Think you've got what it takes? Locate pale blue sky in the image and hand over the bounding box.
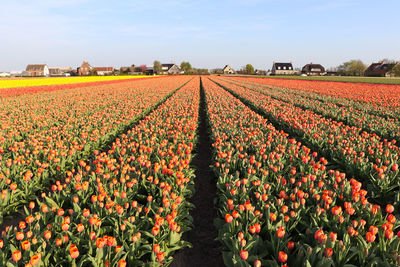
[1,0,399,71]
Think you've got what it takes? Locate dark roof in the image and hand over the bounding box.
[162,64,176,69]
[302,63,325,73]
[365,62,394,75]
[273,62,293,69]
[26,64,47,71]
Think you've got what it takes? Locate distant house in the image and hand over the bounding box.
[326,71,338,76]
[119,66,135,75]
[222,65,235,74]
[93,67,114,76]
[25,64,49,77]
[301,63,326,76]
[49,68,62,76]
[49,67,73,76]
[10,71,23,77]
[161,64,181,75]
[255,69,267,76]
[271,62,294,75]
[364,62,396,77]
[78,61,92,76]
[146,67,154,75]
[0,72,11,77]
[78,61,113,76]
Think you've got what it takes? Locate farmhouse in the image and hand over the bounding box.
[364,62,396,77]
[160,64,181,75]
[78,61,93,76]
[25,64,49,77]
[93,67,114,76]
[222,65,235,74]
[78,61,114,76]
[271,62,294,75]
[301,63,326,76]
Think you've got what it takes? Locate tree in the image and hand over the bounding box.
[391,63,400,77]
[139,65,147,74]
[337,60,366,76]
[180,61,192,74]
[192,68,210,75]
[153,61,161,75]
[245,64,255,75]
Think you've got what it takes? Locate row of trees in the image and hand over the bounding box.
[179,61,210,75]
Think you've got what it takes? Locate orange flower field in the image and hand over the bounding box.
[1,76,400,266]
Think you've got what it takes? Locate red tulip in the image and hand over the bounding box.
[12,250,22,262]
[240,250,248,260]
[324,248,333,258]
[278,251,287,263]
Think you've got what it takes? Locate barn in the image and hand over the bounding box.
[25,64,49,77]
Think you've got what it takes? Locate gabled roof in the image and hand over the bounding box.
[273,62,293,69]
[302,63,325,72]
[365,62,395,75]
[26,64,47,71]
[80,61,92,69]
[162,64,178,70]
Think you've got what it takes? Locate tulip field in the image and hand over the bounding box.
[1,75,400,266]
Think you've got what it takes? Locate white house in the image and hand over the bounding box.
[222,65,235,74]
[271,62,295,75]
[160,64,182,75]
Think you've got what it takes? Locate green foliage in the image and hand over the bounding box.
[180,61,192,74]
[245,64,255,75]
[153,60,162,75]
[337,60,366,76]
[391,63,400,77]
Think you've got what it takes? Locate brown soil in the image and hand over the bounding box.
[171,79,223,267]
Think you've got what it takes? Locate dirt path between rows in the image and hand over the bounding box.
[171,79,223,267]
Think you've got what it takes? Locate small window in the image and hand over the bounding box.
[278,66,281,70]
[289,67,292,70]
[283,66,287,70]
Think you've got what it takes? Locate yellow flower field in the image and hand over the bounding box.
[0,75,153,89]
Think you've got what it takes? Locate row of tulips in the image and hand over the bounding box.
[202,77,400,266]
[221,77,400,143]
[230,77,400,113]
[0,77,189,222]
[0,76,153,92]
[211,77,400,204]
[0,77,200,266]
[230,77,400,120]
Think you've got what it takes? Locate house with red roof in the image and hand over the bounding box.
[78,61,114,76]
[364,61,396,77]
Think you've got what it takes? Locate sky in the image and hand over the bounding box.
[1,0,399,71]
